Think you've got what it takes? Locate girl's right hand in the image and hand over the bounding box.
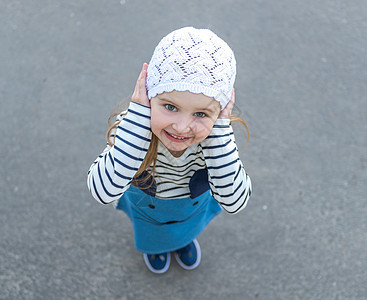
[131,63,150,107]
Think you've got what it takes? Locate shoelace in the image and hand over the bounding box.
[151,254,166,261]
[178,244,193,258]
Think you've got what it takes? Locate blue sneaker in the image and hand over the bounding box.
[143,252,171,274]
[174,239,201,270]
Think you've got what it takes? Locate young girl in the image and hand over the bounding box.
[87,27,252,274]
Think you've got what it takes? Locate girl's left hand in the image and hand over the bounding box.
[218,88,235,119]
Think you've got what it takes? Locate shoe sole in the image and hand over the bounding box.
[174,239,201,270]
[143,253,171,274]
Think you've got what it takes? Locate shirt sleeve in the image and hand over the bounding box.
[87,102,152,204]
[200,118,252,214]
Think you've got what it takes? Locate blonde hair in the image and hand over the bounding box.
[106,99,249,181]
[106,100,159,180]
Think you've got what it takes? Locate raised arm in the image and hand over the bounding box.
[201,90,252,214]
[87,63,152,204]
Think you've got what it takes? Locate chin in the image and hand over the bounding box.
[165,143,188,153]
[161,139,190,154]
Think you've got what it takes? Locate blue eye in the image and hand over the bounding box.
[194,112,206,118]
[165,104,177,111]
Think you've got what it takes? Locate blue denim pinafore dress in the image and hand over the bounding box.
[116,169,222,254]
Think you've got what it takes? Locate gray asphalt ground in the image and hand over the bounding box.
[1,1,366,299]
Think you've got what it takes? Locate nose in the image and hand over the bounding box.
[172,114,193,134]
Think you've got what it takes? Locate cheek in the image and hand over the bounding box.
[150,115,162,136]
[150,108,169,135]
[195,119,215,139]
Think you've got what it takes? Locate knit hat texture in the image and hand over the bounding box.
[146,27,236,110]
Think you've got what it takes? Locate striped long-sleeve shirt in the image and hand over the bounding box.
[87,102,252,214]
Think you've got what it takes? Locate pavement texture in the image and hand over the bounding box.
[1,0,366,299]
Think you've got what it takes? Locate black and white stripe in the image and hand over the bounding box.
[201,119,252,214]
[87,102,152,204]
[87,103,252,214]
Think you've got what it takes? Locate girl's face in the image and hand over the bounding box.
[150,90,221,157]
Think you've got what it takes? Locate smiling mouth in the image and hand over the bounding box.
[164,131,190,141]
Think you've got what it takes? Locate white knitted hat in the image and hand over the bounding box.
[146,27,236,110]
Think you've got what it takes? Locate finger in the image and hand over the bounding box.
[132,63,150,107]
[132,64,147,101]
[218,89,235,119]
[132,68,143,97]
[137,64,149,103]
[227,88,235,111]
[139,63,148,96]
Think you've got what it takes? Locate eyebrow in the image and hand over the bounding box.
[195,102,219,114]
[200,105,217,114]
[158,97,218,113]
